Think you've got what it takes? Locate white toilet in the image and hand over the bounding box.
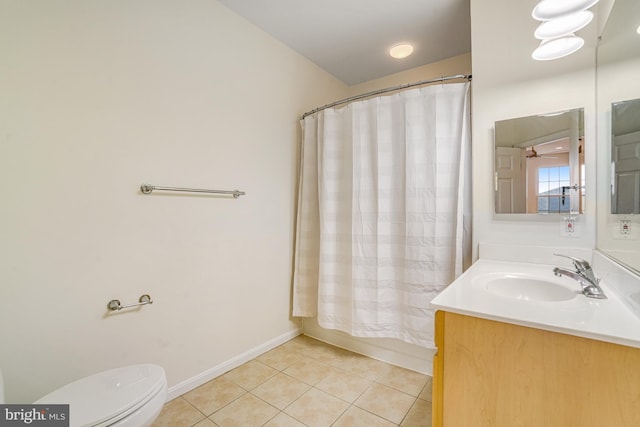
[1,364,167,427]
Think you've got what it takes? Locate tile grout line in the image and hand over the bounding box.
[173,397,209,426]
[263,346,422,426]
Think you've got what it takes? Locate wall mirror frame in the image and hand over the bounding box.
[596,0,640,274]
[494,108,586,217]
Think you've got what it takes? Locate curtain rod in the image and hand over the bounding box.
[301,74,471,119]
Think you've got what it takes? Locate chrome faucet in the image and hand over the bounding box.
[553,254,607,299]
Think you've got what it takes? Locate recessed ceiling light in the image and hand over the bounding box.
[532,0,600,21]
[532,35,584,61]
[534,10,593,39]
[389,43,414,59]
[555,146,564,150]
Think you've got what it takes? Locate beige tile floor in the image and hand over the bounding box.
[152,335,433,427]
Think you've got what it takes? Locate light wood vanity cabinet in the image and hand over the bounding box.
[432,310,640,427]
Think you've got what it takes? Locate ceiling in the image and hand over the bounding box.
[216,0,471,86]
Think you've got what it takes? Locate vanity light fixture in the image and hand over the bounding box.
[389,43,414,59]
[532,35,584,61]
[532,0,599,21]
[534,10,593,39]
[531,0,599,61]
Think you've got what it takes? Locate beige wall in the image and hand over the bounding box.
[0,0,347,403]
[470,0,599,255]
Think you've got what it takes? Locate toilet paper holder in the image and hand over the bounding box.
[108,294,153,311]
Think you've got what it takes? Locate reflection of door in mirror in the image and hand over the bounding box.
[612,98,640,214]
[495,147,526,213]
[494,108,584,214]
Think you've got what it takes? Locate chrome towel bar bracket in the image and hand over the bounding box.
[108,294,153,312]
[140,184,245,198]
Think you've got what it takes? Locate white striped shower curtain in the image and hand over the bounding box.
[292,82,471,348]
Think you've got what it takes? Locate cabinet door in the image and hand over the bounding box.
[441,312,640,427]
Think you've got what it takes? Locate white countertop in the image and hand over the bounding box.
[431,258,640,349]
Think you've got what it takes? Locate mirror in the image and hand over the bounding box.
[494,109,585,214]
[611,98,640,214]
[597,0,640,274]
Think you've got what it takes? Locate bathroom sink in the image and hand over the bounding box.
[481,276,578,302]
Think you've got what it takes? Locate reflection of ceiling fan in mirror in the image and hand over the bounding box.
[525,137,574,159]
[525,147,558,159]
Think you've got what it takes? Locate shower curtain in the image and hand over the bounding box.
[292,82,471,348]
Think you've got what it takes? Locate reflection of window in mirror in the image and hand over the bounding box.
[536,166,570,213]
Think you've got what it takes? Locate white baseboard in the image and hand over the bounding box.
[302,318,434,375]
[166,328,302,401]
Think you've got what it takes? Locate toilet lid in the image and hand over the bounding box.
[35,364,166,427]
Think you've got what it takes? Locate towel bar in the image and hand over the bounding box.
[108,294,153,311]
[140,184,245,198]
